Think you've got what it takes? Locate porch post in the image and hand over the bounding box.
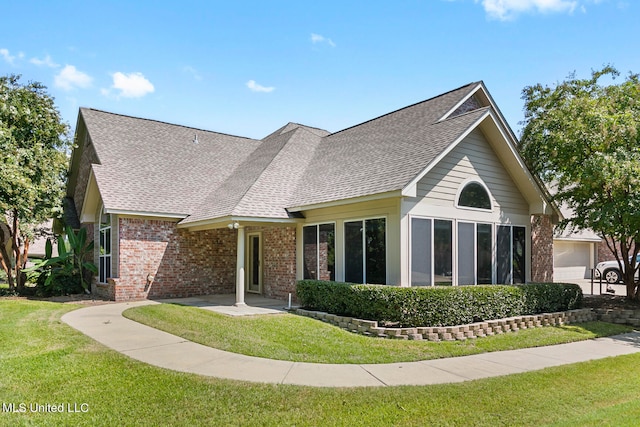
[235,224,246,306]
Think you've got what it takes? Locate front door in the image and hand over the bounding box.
[247,232,262,293]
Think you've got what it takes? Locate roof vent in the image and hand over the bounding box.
[450,95,482,119]
[193,134,199,144]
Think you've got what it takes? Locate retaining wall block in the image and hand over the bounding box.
[295,306,640,341]
[439,332,454,341]
[424,333,440,341]
[369,327,387,336]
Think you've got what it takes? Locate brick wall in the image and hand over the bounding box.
[96,219,297,301]
[597,238,619,263]
[104,218,236,300]
[248,225,297,301]
[531,214,554,282]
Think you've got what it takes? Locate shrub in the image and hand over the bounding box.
[24,226,97,297]
[518,283,583,313]
[296,281,583,327]
[34,270,84,297]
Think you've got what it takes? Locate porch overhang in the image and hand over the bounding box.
[177,215,304,232]
[287,190,403,214]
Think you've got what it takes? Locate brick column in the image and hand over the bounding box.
[531,214,554,282]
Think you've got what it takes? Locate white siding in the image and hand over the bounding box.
[400,128,533,287]
[416,129,529,216]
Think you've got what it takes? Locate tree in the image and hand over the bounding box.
[0,75,71,290]
[520,66,640,300]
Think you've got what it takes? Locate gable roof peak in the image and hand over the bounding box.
[262,122,330,140]
[327,81,481,138]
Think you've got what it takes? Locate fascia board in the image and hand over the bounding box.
[287,190,403,213]
[79,169,100,223]
[177,215,303,231]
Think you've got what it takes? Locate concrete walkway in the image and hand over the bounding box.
[61,300,640,388]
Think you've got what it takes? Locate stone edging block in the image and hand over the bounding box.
[293,308,608,341]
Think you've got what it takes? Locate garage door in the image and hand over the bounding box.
[554,241,593,280]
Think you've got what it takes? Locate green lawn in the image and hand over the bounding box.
[123,303,631,364]
[2,299,640,426]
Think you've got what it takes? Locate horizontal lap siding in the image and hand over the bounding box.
[417,129,529,215]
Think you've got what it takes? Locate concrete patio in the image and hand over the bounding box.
[155,293,294,316]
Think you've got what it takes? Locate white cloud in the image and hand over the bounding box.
[108,72,155,98]
[475,0,579,20]
[0,48,16,64]
[246,80,275,93]
[183,66,202,81]
[30,54,59,68]
[54,65,93,90]
[310,33,336,47]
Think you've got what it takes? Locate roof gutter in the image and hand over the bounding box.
[177,215,303,231]
[287,190,403,213]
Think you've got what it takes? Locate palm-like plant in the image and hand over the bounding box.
[26,226,98,294]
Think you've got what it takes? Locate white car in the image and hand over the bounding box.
[594,254,640,284]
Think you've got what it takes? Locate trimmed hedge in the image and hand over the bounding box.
[296,280,583,327]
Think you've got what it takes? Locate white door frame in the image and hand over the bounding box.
[246,232,262,294]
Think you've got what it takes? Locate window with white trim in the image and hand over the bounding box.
[411,218,453,286]
[457,222,493,285]
[497,225,526,284]
[99,210,112,283]
[410,217,526,286]
[344,218,386,284]
[458,181,491,210]
[303,223,335,281]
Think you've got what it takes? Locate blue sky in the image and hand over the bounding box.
[1,0,638,139]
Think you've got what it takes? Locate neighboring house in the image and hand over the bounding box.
[553,234,601,281]
[65,82,559,302]
[552,204,621,281]
[26,220,58,261]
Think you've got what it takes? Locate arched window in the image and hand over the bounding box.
[458,182,491,210]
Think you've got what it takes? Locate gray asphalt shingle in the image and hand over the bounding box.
[76,82,487,223]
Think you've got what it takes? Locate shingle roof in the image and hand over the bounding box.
[74,82,495,224]
[290,83,484,207]
[80,108,260,216]
[181,125,325,224]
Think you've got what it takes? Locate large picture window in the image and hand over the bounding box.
[345,218,386,284]
[411,218,453,286]
[410,217,525,286]
[411,218,432,286]
[303,223,335,281]
[457,222,493,285]
[434,220,453,285]
[99,211,111,284]
[497,225,526,284]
